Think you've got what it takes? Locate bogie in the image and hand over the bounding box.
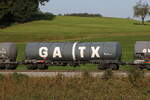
[38,64,48,70]
[0,65,5,70]
[97,64,119,70]
[5,64,17,70]
[27,64,37,70]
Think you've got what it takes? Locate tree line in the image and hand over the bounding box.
[64,13,103,17]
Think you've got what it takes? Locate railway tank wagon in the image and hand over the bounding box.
[134,41,150,70]
[0,43,17,69]
[25,42,121,70]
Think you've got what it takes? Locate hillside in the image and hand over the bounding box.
[0,16,150,42]
[0,16,150,70]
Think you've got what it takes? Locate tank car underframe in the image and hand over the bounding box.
[0,60,150,70]
[23,59,150,70]
[0,59,18,70]
[23,59,121,70]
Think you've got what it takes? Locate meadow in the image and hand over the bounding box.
[0,16,150,70]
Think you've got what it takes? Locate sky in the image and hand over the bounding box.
[40,0,150,19]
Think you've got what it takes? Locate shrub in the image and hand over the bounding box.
[102,69,113,80]
[82,71,91,79]
[128,66,144,88]
[31,12,56,21]
[0,11,55,28]
[0,74,4,80]
[12,72,29,83]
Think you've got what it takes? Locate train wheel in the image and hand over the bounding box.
[0,65,5,70]
[5,64,17,70]
[38,64,48,70]
[111,64,119,70]
[146,65,150,70]
[62,63,68,66]
[136,65,144,70]
[27,65,37,70]
[97,65,106,70]
[11,65,18,70]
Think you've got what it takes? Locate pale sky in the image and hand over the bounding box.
[40,0,150,19]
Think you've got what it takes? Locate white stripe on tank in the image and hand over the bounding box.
[72,42,78,61]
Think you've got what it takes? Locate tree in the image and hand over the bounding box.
[0,0,49,25]
[133,1,150,25]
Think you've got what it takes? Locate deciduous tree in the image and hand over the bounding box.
[0,0,49,23]
[133,1,150,25]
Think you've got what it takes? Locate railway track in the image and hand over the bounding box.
[0,70,149,78]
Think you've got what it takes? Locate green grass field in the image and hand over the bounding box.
[0,16,150,70]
